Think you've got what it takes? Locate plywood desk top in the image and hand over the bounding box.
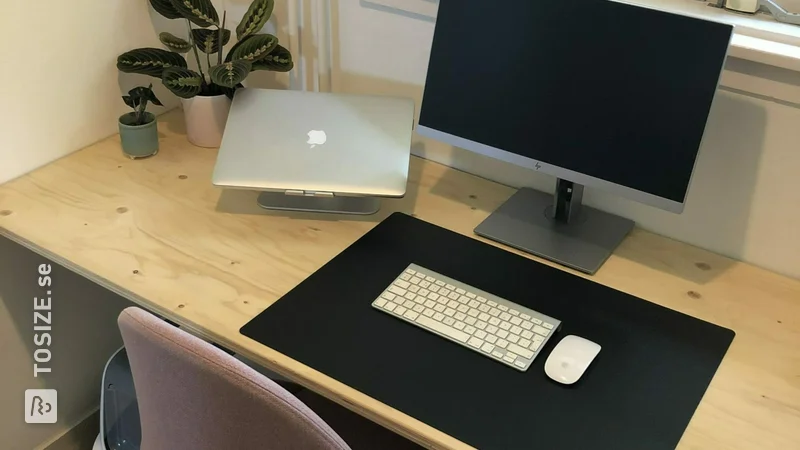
[1,111,799,449]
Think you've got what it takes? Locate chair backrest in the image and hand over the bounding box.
[118,307,351,450]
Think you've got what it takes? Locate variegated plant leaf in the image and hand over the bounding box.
[236,0,274,40]
[251,45,293,72]
[209,60,252,88]
[159,32,192,53]
[168,0,219,27]
[149,0,183,19]
[228,34,278,62]
[191,28,231,54]
[117,48,188,78]
[161,67,203,98]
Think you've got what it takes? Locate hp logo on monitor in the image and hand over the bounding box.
[534,162,542,170]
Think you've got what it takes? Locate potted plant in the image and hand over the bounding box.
[117,0,294,148]
[119,85,163,159]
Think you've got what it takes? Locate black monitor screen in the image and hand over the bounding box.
[419,0,732,203]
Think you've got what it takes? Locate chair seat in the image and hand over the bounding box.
[295,389,423,450]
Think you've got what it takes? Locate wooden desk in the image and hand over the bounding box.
[1,111,799,449]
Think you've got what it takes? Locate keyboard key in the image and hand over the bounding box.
[509,309,520,316]
[381,292,396,301]
[500,312,512,321]
[478,312,490,321]
[497,329,509,339]
[437,296,449,305]
[444,317,456,326]
[477,296,488,303]
[489,317,501,326]
[465,316,477,325]
[423,309,435,317]
[468,337,483,348]
[532,335,545,343]
[520,313,531,320]
[455,312,467,321]
[434,304,446,312]
[399,273,411,281]
[496,339,509,349]
[416,315,469,343]
[478,304,491,313]
[532,325,550,336]
[498,305,509,311]
[389,286,406,296]
[435,280,446,286]
[475,321,487,330]
[510,325,523,335]
[492,350,504,358]
[405,268,416,275]
[519,338,531,348]
[475,330,487,339]
[439,288,451,297]
[489,308,501,317]
[395,306,407,316]
[521,321,533,330]
[414,296,425,304]
[467,309,479,318]
[425,276,435,282]
[404,292,416,301]
[503,355,516,363]
[419,281,431,289]
[487,300,498,307]
[433,312,445,321]
[374,298,387,307]
[384,302,396,312]
[447,300,460,309]
[530,340,543,351]
[457,304,470,313]
[532,318,542,325]
[486,325,499,334]
[466,292,477,299]
[404,310,419,321]
[409,285,420,293]
[514,361,527,369]
[429,285,440,293]
[508,334,520,344]
[521,330,534,339]
[456,288,466,295]
[454,321,466,330]
[444,308,456,317]
[445,284,456,290]
[395,279,411,289]
[409,276,421,285]
[448,292,460,300]
[418,289,430,297]
[481,343,495,353]
[468,300,480,308]
[424,299,436,308]
[510,317,522,326]
[427,292,440,301]
[413,304,425,313]
[486,335,498,344]
[499,321,512,331]
[543,322,555,330]
[458,295,470,304]
[403,300,415,308]
[464,325,477,335]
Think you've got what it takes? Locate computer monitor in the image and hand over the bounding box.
[418,0,733,274]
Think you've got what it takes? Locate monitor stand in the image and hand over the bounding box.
[256,192,380,215]
[474,179,634,274]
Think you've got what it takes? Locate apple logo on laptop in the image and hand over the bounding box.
[307,130,327,148]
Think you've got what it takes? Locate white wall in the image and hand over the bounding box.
[0,0,184,185]
[331,0,800,279]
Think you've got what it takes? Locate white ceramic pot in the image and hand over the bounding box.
[181,94,232,148]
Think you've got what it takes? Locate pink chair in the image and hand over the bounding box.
[118,307,420,450]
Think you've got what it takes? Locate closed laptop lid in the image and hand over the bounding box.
[212,88,414,197]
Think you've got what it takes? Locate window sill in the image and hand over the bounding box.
[629,0,800,71]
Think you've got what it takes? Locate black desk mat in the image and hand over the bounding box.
[242,213,735,450]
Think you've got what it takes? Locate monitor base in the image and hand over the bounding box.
[257,192,380,215]
[474,187,633,274]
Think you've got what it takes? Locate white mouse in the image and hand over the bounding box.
[544,335,601,385]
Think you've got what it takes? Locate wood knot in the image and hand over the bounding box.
[695,262,711,271]
[471,206,477,211]
[469,194,477,199]
[132,269,139,274]
[178,304,185,309]
[116,207,128,214]
[243,300,249,304]
[687,291,702,299]
[117,165,122,169]
[0,210,12,216]
[178,175,188,180]
[309,227,321,232]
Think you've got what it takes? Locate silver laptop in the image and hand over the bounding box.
[213,89,414,212]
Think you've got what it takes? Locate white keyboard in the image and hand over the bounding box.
[371,264,561,372]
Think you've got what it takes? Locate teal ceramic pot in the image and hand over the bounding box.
[118,112,159,159]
